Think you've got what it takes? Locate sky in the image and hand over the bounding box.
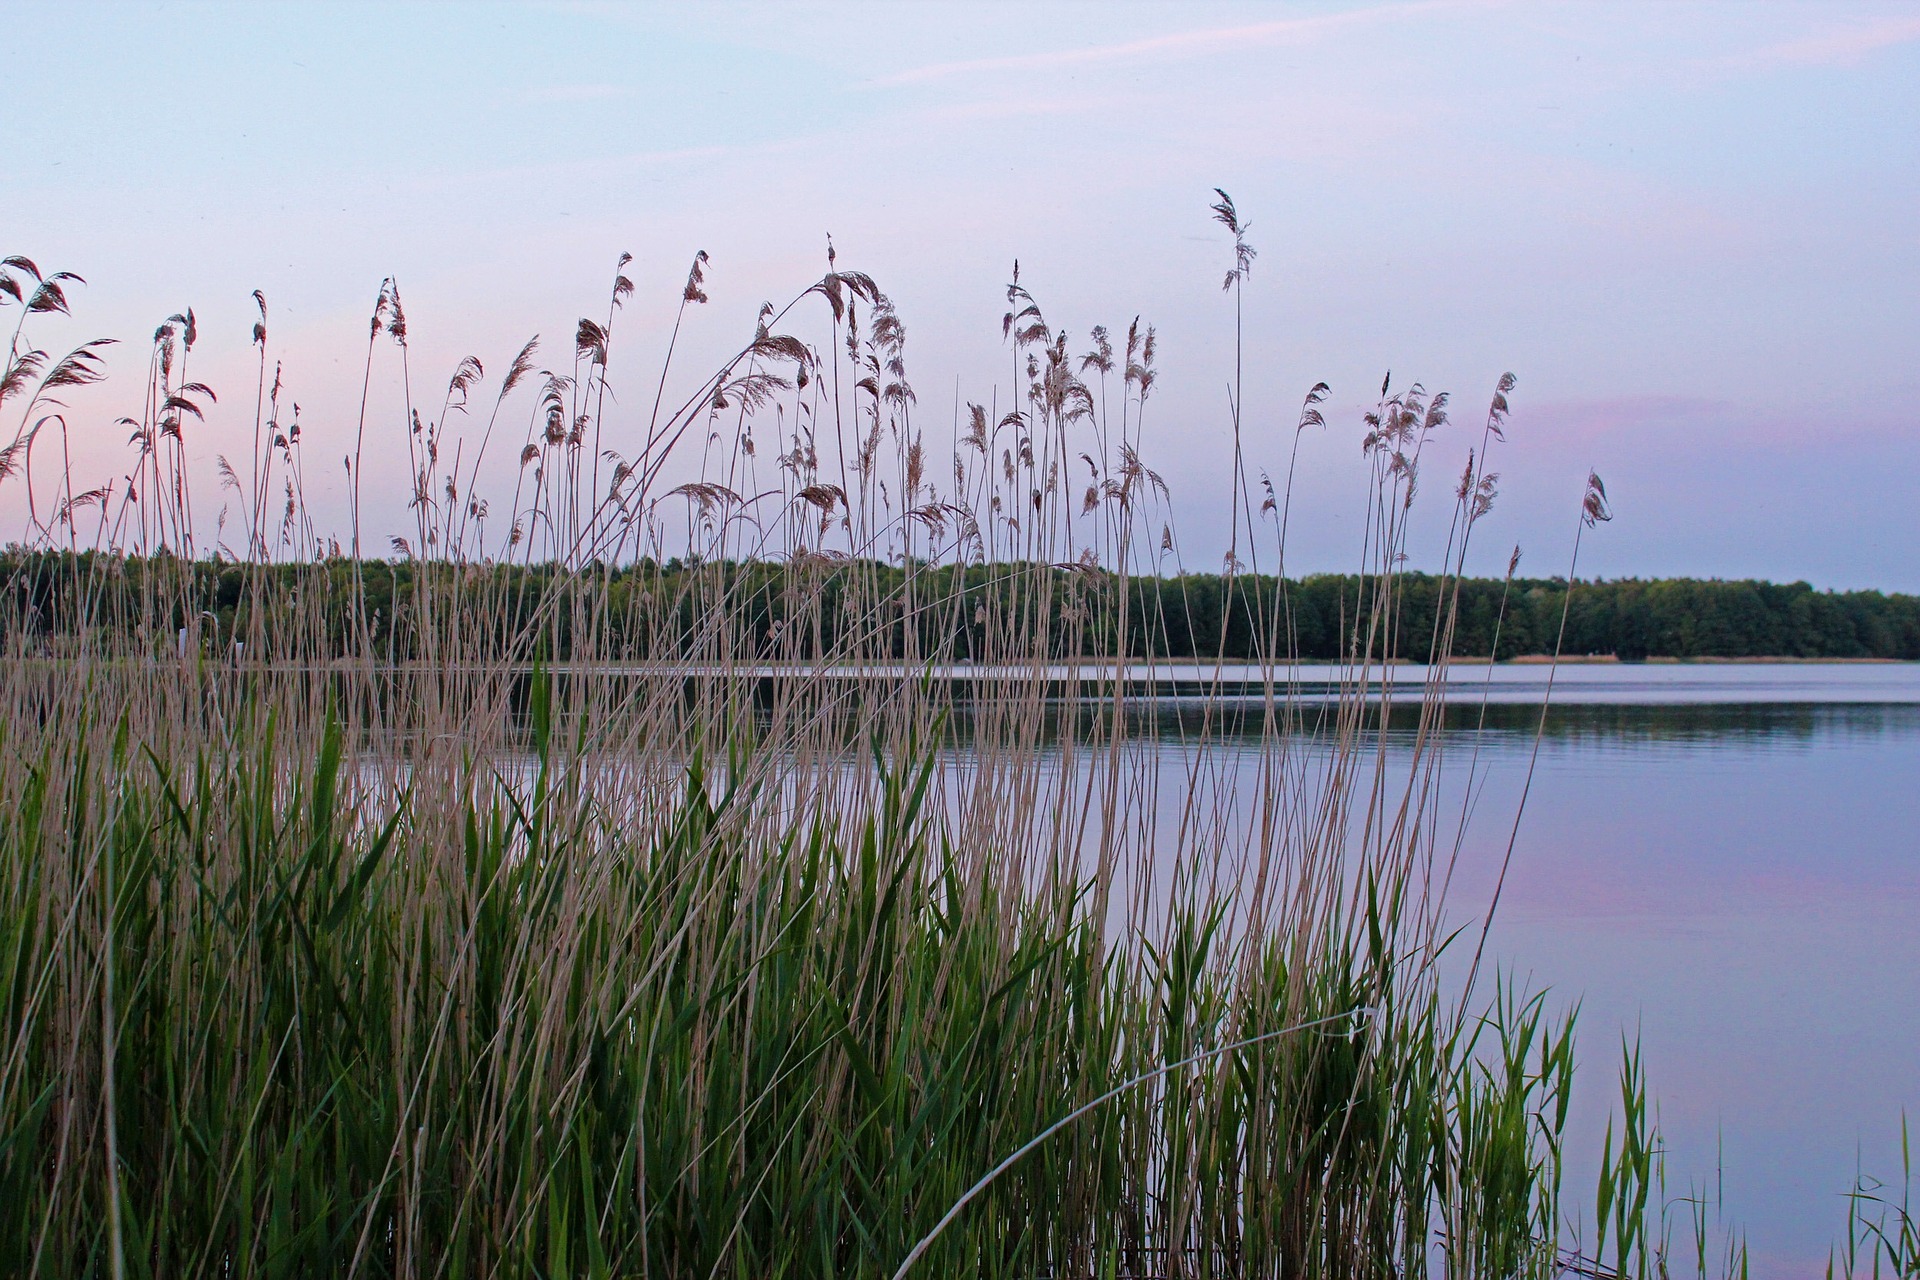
[5,0,1918,587]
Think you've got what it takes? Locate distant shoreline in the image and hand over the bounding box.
[1480,654,1911,666]
[6,554,1917,664]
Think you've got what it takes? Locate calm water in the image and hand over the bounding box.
[1471,690,1920,1276]
[1135,664,1920,1275]
[547,662,1920,1271]
[718,658,1920,708]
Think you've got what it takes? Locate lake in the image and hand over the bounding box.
[516,659,1920,1272]
[1468,681,1919,1276]
[1123,663,1920,1275]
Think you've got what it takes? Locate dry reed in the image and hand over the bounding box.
[0,220,1773,1280]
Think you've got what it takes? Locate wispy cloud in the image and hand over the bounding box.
[1530,393,1915,450]
[1723,14,1920,73]
[867,0,1489,88]
[1533,393,1732,436]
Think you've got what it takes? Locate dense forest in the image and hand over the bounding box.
[1134,570,1920,661]
[4,551,1916,662]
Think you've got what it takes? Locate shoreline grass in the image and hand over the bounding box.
[0,220,1909,1279]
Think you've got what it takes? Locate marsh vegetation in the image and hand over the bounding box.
[0,204,1908,1279]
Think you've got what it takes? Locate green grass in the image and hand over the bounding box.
[5,221,1899,1278]
[0,673,1592,1278]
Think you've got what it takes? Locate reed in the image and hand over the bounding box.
[0,221,1752,1279]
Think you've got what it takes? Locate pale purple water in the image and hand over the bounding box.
[1172,667,1920,1275]
[1472,693,1920,1276]
[659,661,1920,1271]
[1029,665,1920,1274]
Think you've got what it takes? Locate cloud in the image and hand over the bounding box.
[1526,392,1914,452]
[1723,14,1920,72]
[866,0,1493,88]
[1532,393,1731,436]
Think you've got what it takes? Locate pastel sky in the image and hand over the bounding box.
[8,1,1918,587]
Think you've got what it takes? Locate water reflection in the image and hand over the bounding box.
[1115,698,1920,749]
[1450,695,1918,1276]
[964,679,1919,1274]
[479,664,1920,1273]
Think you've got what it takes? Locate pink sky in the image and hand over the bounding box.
[6,1,1918,586]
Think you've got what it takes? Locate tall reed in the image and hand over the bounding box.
[0,223,1736,1280]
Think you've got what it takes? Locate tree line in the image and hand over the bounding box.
[3,551,1915,662]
